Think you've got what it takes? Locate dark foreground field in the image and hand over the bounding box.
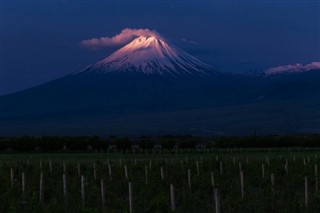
[1,149,320,212]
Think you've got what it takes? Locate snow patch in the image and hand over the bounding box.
[264,61,320,75]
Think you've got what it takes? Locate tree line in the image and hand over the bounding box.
[0,134,319,152]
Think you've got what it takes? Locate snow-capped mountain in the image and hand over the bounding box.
[0,29,319,136]
[83,34,213,76]
[264,61,320,75]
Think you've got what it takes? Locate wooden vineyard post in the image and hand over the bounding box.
[101,179,105,212]
[149,160,152,169]
[213,188,220,213]
[211,171,215,187]
[39,173,44,206]
[219,161,223,175]
[124,165,129,180]
[315,164,318,192]
[238,162,242,173]
[188,169,192,192]
[81,175,85,207]
[145,165,148,185]
[240,171,244,199]
[128,182,133,213]
[305,176,308,208]
[284,159,288,174]
[63,174,67,205]
[262,163,265,178]
[108,162,112,181]
[10,168,14,188]
[22,172,25,199]
[160,167,164,180]
[49,160,52,174]
[170,184,175,212]
[77,163,81,177]
[271,173,275,193]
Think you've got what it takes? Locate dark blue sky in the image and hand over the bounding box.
[1,0,319,95]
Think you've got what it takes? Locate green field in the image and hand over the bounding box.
[1,149,320,212]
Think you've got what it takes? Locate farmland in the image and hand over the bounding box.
[1,149,320,212]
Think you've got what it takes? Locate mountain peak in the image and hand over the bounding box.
[121,35,165,51]
[84,32,214,76]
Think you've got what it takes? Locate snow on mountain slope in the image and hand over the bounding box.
[84,34,213,76]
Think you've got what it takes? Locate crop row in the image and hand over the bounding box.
[1,152,320,212]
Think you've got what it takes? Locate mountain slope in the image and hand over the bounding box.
[83,35,213,76]
[0,71,319,136]
[0,30,226,122]
[0,31,319,136]
[0,72,253,118]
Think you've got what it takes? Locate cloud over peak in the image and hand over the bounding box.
[80,28,161,49]
[264,61,320,75]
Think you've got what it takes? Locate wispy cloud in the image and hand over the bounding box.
[80,28,160,49]
[264,61,320,75]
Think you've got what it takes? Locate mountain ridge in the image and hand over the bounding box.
[83,35,214,76]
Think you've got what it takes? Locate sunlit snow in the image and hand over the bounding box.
[87,34,212,76]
